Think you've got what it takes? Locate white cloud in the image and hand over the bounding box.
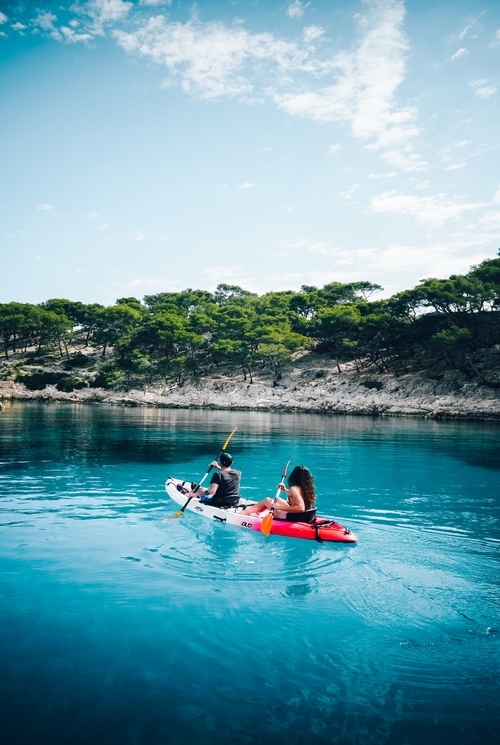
[341,183,360,200]
[369,190,482,228]
[439,139,469,170]
[450,47,467,60]
[274,0,425,172]
[96,223,109,230]
[303,25,325,43]
[0,12,7,24]
[114,17,316,99]
[445,162,466,171]
[458,16,484,40]
[125,230,146,241]
[36,203,53,211]
[32,11,58,32]
[239,182,258,189]
[30,10,91,43]
[71,0,132,34]
[380,147,426,172]
[12,22,27,31]
[369,172,397,179]
[494,187,500,204]
[93,0,425,173]
[22,0,423,175]
[60,26,93,43]
[140,0,172,6]
[286,1,309,20]
[468,78,497,99]
[305,241,337,255]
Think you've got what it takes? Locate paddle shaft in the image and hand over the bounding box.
[261,460,290,536]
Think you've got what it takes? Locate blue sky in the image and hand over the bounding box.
[1,0,499,304]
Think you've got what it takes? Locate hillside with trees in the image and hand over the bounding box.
[1,253,499,409]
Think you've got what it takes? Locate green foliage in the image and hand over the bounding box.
[429,325,473,365]
[63,353,92,369]
[467,255,500,307]
[0,365,15,380]
[56,375,87,392]
[18,370,64,390]
[90,362,126,389]
[1,252,499,384]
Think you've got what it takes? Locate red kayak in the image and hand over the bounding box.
[165,478,358,544]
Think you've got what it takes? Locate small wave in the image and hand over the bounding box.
[155,517,353,590]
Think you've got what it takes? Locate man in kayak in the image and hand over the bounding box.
[187,452,241,508]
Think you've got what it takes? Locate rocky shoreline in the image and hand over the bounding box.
[2,356,500,422]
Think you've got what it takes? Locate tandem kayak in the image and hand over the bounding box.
[165,477,358,544]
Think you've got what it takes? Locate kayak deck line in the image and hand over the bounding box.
[165,477,358,543]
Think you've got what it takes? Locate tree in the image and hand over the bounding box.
[28,308,73,357]
[312,305,361,373]
[214,284,256,306]
[0,303,33,359]
[258,329,308,384]
[93,304,143,357]
[416,275,490,314]
[357,312,409,373]
[385,288,426,320]
[467,253,500,308]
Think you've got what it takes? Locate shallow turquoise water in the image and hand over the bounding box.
[0,402,499,745]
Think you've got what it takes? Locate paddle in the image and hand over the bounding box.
[261,460,290,536]
[163,427,237,522]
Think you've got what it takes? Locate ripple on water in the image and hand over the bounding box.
[154,516,355,591]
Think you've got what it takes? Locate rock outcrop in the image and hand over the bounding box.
[2,353,500,422]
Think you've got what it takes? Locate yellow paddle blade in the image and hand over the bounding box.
[261,512,273,536]
[221,427,237,451]
[162,510,183,523]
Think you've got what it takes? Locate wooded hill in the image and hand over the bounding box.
[1,252,499,393]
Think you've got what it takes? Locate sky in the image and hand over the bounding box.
[1,0,499,305]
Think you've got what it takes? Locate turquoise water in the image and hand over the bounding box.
[0,402,499,745]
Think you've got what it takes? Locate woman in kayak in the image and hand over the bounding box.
[241,465,316,519]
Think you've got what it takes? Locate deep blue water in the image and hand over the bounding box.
[0,402,499,745]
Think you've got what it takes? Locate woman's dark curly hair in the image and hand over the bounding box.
[288,465,315,510]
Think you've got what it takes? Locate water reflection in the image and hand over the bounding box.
[1,402,499,471]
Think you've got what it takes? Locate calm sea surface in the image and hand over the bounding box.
[0,402,499,745]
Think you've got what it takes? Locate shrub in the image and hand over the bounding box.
[90,362,126,389]
[63,354,91,369]
[56,376,87,392]
[18,371,63,390]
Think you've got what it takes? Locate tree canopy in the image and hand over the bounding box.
[1,252,499,389]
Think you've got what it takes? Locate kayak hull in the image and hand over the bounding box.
[165,478,358,544]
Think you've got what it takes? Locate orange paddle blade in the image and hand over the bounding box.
[261,512,273,536]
